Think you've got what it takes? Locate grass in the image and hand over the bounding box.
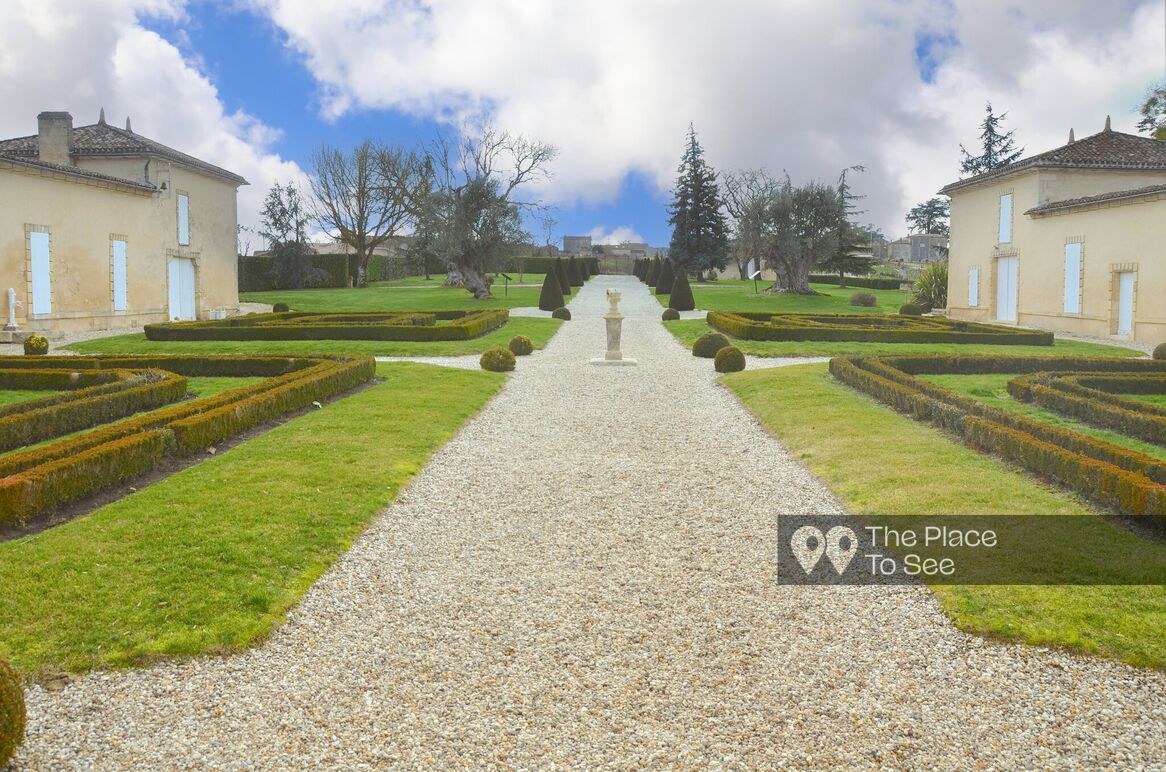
[240,279,549,311]
[0,389,58,407]
[663,319,1142,358]
[919,373,1166,461]
[64,317,563,358]
[0,362,504,675]
[378,273,547,288]
[724,363,1166,670]
[656,279,910,314]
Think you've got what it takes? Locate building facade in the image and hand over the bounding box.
[942,123,1166,344]
[0,111,246,336]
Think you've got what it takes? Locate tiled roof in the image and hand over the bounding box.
[0,121,247,185]
[0,153,156,192]
[1024,183,1166,215]
[940,129,1166,195]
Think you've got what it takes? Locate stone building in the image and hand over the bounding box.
[0,110,246,336]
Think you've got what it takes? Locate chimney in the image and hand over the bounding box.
[37,111,74,166]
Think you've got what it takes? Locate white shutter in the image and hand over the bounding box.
[998,194,1013,243]
[968,267,979,307]
[1063,243,1081,314]
[177,194,190,245]
[112,239,128,311]
[30,231,51,315]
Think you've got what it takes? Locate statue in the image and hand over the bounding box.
[591,288,637,365]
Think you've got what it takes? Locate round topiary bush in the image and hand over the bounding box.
[714,345,746,373]
[508,335,534,356]
[552,307,572,320]
[480,346,516,372]
[899,303,924,316]
[22,335,48,356]
[272,302,290,313]
[692,332,730,358]
[0,657,24,768]
[661,308,680,321]
[849,292,877,307]
[1154,343,1166,360]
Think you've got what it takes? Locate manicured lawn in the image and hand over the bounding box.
[241,280,550,311]
[0,363,504,675]
[655,279,910,313]
[724,363,1166,670]
[0,389,58,407]
[65,317,563,357]
[1130,394,1166,408]
[919,373,1166,461]
[664,318,1142,358]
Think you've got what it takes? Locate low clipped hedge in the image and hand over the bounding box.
[0,368,120,391]
[808,274,904,290]
[829,354,1166,520]
[708,311,1053,345]
[0,355,375,525]
[0,657,22,768]
[1007,372,1166,446]
[144,310,509,342]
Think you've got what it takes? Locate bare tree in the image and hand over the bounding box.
[722,169,777,279]
[308,141,430,288]
[540,212,558,256]
[418,127,557,298]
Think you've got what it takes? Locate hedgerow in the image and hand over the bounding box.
[708,311,1053,345]
[144,310,508,342]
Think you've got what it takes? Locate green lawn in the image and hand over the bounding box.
[655,279,910,313]
[64,317,563,358]
[0,362,504,676]
[724,363,1166,670]
[663,318,1142,358]
[919,373,1166,461]
[240,278,552,311]
[0,389,57,407]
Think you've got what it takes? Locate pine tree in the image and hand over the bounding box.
[960,102,1024,176]
[816,167,874,288]
[668,125,730,274]
[669,270,695,311]
[538,266,565,311]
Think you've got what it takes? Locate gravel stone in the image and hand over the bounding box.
[10,275,1166,768]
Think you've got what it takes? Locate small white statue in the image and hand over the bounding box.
[606,289,622,317]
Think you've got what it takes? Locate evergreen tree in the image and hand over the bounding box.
[815,167,873,289]
[655,260,675,295]
[669,270,696,311]
[668,124,731,274]
[960,102,1024,176]
[1137,81,1166,139]
[554,258,571,295]
[905,197,950,236]
[567,256,583,286]
[646,257,660,286]
[537,266,565,311]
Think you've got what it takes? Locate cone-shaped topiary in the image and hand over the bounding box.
[555,258,571,295]
[669,270,696,311]
[22,335,48,356]
[552,306,572,320]
[579,259,591,281]
[693,332,731,358]
[480,346,516,372]
[1154,343,1166,360]
[567,256,584,287]
[538,267,565,311]
[272,302,290,313]
[0,657,24,768]
[899,303,924,316]
[646,258,660,286]
[509,335,534,356]
[714,345,746,373]
[661,308,680,321]
[655,260,675,295]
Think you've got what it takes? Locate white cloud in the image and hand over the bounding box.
[0,0,305,242]
[588,225,646,246]
[251,0,1163,236]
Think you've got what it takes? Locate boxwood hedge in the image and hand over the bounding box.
[144,310,508,342]
[708,311,1054,345]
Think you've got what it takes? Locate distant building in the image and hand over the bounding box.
[888,233,948,263]
[562,235,592,255]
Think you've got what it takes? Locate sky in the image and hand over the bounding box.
[1,0,1163,252]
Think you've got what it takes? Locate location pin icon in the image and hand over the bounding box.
[825,526,859,575]
[791,526,826,574]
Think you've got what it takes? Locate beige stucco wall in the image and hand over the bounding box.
[947,169,1166,344]
[0,158,240,336]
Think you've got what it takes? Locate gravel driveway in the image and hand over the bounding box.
[11,275,1166,768]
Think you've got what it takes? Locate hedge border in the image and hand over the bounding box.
[709,311,1054,345]
[0,355,375,524]
[828,355,1166,520]
[143,310,509,342]
[1008,373,1166,446]
[808,274,905,290]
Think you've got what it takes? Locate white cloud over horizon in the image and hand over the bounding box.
[589,226,647,246]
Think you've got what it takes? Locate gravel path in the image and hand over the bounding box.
[11,275,1166,768]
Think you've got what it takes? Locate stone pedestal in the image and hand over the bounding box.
[591,289,637,366]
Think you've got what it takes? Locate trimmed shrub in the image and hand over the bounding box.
[567,256,584,287]
[22,335,48,356]
[554,259,572,295]
[661,308,680,321]
[538,268,565,311]
[272,302,290,313]
[646,258,660,287]
[669,271,696,311]
[849,292,877,307]
[0,657,22,768]
[480,347,516,372]
[655,260,675,295]
[145,310,509,342]
[714,346,746,373]
[899,303,924,316]
[579,259,591,281]
[1154,343,1166,361]
[808,274,904,290]
[707,311,1053,345]
[508,335,534,356]
[552,307,572,321]
[693,332,731,358]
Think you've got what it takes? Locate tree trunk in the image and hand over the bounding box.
[838,270,847,289]
[447,262,494,299]
[355,253,370,288]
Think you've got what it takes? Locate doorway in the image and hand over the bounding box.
[1115,271,1135,337]
[995,256,1017,322]
[167,256,196,321]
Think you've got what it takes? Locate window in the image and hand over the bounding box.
[112,238,128,312]
[1063,243,1082,314]
[30,230,51,315]
[177,193,190,245]
[998,193,1013,243]
[968,266,979,307]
